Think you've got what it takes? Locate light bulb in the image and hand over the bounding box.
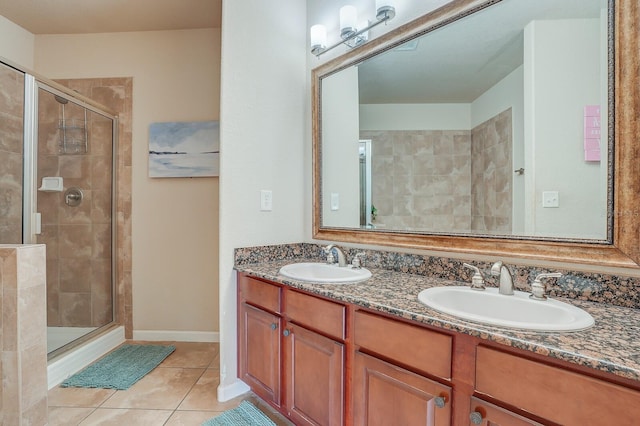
[310,24,327,54]
[340,5,358,39]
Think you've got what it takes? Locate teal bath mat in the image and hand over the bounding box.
[202,400,276,426]
[61,344,175,390]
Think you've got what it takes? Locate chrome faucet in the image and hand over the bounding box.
[323,244,347,267]
[491,261,514,295]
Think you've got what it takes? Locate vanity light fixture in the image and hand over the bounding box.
[310,1,397,57]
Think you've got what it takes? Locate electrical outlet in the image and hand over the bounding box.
[542,191,559,208]
[260,190,272,211]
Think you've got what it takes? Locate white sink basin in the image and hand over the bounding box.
[279,262,371,283]
[417,286,594,332]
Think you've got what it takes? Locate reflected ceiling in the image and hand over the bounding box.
[358,0,604,104]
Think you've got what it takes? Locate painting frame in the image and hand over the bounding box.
[148,121,220,178]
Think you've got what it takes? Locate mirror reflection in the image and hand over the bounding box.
[320,0,610,241]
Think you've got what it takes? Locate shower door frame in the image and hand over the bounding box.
[22,72,120,357]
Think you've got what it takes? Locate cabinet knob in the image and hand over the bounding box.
[434,396,446,408]
[469,411,484,425]
[270,323,278,330]
[283,329,291,337]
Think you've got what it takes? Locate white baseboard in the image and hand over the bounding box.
[47,326,125,389]
[132,330,219,342]
[217,378,251,402]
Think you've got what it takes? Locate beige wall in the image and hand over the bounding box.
[34,29,221,334]
[0,15,34,69]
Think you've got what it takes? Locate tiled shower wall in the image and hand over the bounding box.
[0,64,24,244]
[361,108,512,234]
[0,70,133,336]
[470,108,513,233]
[46,78,133,337]
[37,92,114,328]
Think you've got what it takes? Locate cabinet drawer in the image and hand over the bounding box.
[476,346,640,425]
[469,397,546,426]
[354,310,452,379]
[239,274,281,313]
[286,290,346,340]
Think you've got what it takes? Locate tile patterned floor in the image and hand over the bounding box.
[48,341,292,426]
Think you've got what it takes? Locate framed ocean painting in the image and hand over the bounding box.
[149,121,220,177]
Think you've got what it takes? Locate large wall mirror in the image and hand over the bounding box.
[313,0,640,268]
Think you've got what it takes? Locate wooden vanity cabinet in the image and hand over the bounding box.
[238,275,283,406]
[237,273,345,425]
[353,310,453,426]
[283,290,346,426]
[474,345,640,425]
[238,273,640,426]
[468,397,547,426]
[283,322,344,425]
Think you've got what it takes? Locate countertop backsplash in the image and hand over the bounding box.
[234,243,640,310]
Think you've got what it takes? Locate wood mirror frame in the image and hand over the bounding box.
[312,0,640,269]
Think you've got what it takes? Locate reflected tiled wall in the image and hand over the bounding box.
[361,130,472,232]
[470,108,513,233]
[0,64,25,244]
[362,109,513,234]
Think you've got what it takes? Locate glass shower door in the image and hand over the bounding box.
[35,87,116,354]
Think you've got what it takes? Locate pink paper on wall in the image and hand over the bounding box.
[584,105,601,162]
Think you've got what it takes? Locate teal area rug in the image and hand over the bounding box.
[61,344,175,390]
[202,401,276,426]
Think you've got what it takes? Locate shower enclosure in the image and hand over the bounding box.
[0,60,118,358]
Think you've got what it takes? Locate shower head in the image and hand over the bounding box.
[54,94,69,104]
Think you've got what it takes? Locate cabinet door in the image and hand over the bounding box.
[468,397,548,426]
[238,302,281,406]
[476,346,640,425]
[283,323,344,426]
[353,351,451,426]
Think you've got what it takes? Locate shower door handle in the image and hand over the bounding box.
[33,213,42,235]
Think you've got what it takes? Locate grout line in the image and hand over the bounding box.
[49,342,221,424]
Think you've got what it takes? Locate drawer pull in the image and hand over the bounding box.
[270,323,278,330]
[283,329,291,337]
[470,411,484,424]
[434,396,446,408]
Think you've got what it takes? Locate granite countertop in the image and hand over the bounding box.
[236,259,640,384]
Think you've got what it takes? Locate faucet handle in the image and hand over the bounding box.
[463,263,485,290]
[323,244,335,264]
[529,272,562,300]
[352,252,365,269]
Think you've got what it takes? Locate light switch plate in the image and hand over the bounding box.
[331,193,339,211]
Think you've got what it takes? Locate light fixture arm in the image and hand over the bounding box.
[312,11,394,57]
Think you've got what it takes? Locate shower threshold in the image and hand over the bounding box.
[47,326,98,353]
